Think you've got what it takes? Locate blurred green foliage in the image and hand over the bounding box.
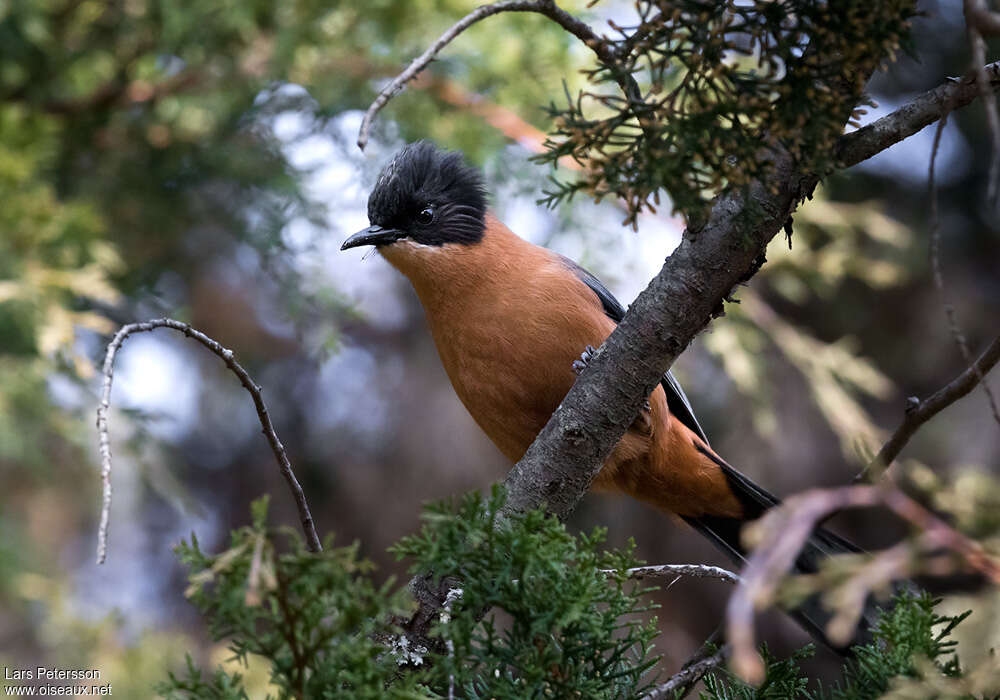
[701,192,911,462]
[0,0,594,370]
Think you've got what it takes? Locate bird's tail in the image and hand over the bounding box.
[684,445,876,653]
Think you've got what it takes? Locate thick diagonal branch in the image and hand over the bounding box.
[501,60,1000,519]
[501,146,807,518]
[95,318,321,564]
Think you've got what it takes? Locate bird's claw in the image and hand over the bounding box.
[572,344,650,412]
[572,345,598,375]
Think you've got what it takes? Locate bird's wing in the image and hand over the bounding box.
[560,256,710,445]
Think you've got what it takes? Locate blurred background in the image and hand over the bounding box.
[1,0,998,694]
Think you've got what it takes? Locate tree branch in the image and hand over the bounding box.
[725,484,1000,683]
[357,0,645,150]
[641,646,729,700]
[500,144,806,518]
[857,334,1000,482]
[835,60,1000,169]
[606,563,740,585]
[95,318,321,564]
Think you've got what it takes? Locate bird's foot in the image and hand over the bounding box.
[572,345,597,375]
[573,344,651,412]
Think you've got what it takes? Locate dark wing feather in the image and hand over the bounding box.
[561,258,880,653]
[560,256,709,445]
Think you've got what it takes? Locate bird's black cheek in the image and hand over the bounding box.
[409,229,448,247]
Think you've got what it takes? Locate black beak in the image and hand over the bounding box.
[341,225,404,250]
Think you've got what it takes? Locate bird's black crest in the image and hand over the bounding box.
[367,141,488,246]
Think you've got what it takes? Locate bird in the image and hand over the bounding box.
[342,141,867,650]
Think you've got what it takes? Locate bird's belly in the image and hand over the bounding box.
[427,305,744,519]
[432,316,596,462]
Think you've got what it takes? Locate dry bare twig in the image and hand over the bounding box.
[857,334,1000,482]
[725,484,1000,683]
[965,0,1000,202]
[357,0,645,150]
[920,48,1000,439]
[95,318,322,564]
[921,11,1000,435]
[926,110,971,387]
[908,3,1000,443]
[966,0,1000,36]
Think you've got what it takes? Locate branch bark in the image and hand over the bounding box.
[500,146,806,518]
[95,318,321,564]
[857,334,1000,482]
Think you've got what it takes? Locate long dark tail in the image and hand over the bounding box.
[683,445,876,653]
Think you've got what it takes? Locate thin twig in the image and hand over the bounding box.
[514,563,740,586]
[965,0,1000,202]
[357,0,647,150]
[927,111,966,376]
[601,563,735,698]
[602,563,740,584]
[835,61,1000,169]
[95,318,321,564]
[849,69,1000,484]
[641,646,729,700]
[660,638,726,700]
[924,72,1000,432]
[967,0,1000,35]
[725,484,1000,683]
[857,334,1000,482]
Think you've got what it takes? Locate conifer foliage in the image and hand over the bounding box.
[537,1,915,223]
[157,494,982,699]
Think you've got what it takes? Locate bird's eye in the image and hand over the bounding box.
[416,206,435,225]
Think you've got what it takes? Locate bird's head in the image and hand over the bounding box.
[341,141,487,252]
